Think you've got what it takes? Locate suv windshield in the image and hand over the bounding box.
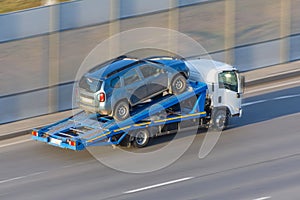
[79,76,102,93]
[218,71,238,92]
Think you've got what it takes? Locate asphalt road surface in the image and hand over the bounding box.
[0,84,300,200]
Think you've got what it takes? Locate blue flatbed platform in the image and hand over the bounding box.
[32,81,207,150]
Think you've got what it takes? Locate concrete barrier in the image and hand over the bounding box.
[59,0,110,30]
[1,35,299,124]
[290,34,300,61]
[1,0,299,124]
[0,7,51,42]
[0,83,74,124]
[0,0,211,42]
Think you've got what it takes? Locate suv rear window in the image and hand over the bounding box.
[79,76,102,93]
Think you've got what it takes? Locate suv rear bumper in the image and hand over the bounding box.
[79,103,111,115]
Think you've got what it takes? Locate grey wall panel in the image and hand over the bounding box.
[178,0,210,6]
[120,0,170,18]
[0,0,175,42]
[58,83,74,111]
[0,90,49,124]
[60,0,110,30]
[0,83,74,124]
[0,7,51,42]
[234,40,281,71]
[0,0,216,42]
[0,38,295,124]
[1,0,299,124]
[209,51,226,64]
[290,35,300,61]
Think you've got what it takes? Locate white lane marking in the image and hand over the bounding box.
[253,196,271,200]
[0,171,45,184]
[246,79,300,94]
[273,94,300,100]
[124,177,194,194]
[0,139,31,148]
[242,93,300,107]
[242,100,268,106]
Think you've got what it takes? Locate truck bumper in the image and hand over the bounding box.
[231,108,242,117]
[32,135,85,151]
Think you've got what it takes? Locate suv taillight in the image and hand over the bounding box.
[99,92,105,102]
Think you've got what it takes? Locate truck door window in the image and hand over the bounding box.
[218,71,238,92]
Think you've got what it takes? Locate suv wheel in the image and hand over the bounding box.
[114,101,130,121]
[171,74,187,95]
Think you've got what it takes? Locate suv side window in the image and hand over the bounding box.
[123,69,141,86]
[140,65,161,78]
[110,76,121,88]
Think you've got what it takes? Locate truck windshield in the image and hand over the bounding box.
[218,71,238,92]
[79,76,102,93]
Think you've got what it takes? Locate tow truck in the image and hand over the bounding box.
[32,58,243,151]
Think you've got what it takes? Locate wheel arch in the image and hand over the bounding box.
[211,106,230,131]
[180,71,189,79]
[211,106,231,117]
[111,98,131,120]
[169,73,187,94]
[112,98,131,114]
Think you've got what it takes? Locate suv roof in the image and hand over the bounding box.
[88,58,140,79]
[86,56,183,80]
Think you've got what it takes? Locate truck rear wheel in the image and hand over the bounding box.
[212,109,228,131]
[132,129,150,148]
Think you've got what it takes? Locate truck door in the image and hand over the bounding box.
[217,71,242,116]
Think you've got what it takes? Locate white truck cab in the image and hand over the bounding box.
[185,59,243,130]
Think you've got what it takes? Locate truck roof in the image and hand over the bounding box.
[185,59,236,83]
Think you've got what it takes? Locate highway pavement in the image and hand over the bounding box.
[0,83,300,199]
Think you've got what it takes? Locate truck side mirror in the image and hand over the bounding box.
[241,75,245,93]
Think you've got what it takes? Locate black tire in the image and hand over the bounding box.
[212,109,228,131]
[132,129,150,148]
[119,135,132,148]
[113,100,130,121]
[171,74,187,95]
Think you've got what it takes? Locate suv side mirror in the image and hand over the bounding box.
[160,69,166,74]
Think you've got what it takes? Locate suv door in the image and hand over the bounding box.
[139,64,168,97]
[123,69,147,105]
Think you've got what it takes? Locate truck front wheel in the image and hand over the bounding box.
[212,109,228,131]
